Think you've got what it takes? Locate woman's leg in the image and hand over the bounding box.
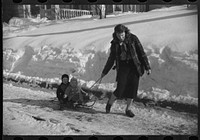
[125,98,135,117]
[106,67,130,113]
[106,93,117,113]
[108,92,117,105]
[126,98,133,111]
[123,68,139,117]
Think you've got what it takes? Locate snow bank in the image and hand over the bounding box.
[150,5,189,12]
[3,44,198,106]
[3,7,198,106]
[71,15,92,19]
[8,17,50,27]
[3,17,51,37]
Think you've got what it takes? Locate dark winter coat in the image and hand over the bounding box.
[102,33,151,81]
[56,82,69,101]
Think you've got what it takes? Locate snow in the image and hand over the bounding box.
[3,17,51,38]
[3,83,198,135]
[150,5,189,12]
[3,6,198,106]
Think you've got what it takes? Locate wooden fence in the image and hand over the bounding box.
[59,9,91,19]
[40,8,92,20]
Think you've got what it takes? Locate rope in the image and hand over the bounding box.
[76,77,103,108]
[88,77,102,90]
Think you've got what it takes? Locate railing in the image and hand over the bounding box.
[59,9,91,19]
[40,8,92,20]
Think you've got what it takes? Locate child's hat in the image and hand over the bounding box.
[70,77,77,82]
[61,74,69,80]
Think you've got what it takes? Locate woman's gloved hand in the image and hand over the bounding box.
[146,69,151,75]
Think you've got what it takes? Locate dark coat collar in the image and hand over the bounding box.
[111,33,133,45]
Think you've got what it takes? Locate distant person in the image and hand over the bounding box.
[101,24,151,117]
[56,74,70,109]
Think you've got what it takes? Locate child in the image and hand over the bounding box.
[56,74,70,110]
[64,77,84,108]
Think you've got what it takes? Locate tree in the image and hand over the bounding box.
[91,5,106,19]
[99,5,106,19]
[23,5,31,18]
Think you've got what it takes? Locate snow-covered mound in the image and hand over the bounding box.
[3,7,198,106]
[3,17,51,37]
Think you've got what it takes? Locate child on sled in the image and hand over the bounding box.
[64,77,90,108]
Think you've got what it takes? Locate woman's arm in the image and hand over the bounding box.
[134,35,151,70]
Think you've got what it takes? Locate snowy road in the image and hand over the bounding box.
[3,10,197,39]
[3,83,197,135]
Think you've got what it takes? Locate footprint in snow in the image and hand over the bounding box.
[70,127,81,133]
[86,118,93,122]
[32,116,46,121]
[75,115,83,121]
[66,123,75,127]
[49,118,61,124]
[66,123,81,132]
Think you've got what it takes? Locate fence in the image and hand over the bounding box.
[40,8,92,20]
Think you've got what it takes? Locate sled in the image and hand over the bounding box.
[60,77,104,109]
[75,77,103,108]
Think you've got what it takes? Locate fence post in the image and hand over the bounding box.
[72,10,74,17]
[69,10,71,18]
[60,10,63,19]
[67,10,69,19]
[65,10,67,19]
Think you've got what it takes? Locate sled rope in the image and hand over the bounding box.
[78,77,102,108]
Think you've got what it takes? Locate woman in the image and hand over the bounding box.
[101,24,151,117]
